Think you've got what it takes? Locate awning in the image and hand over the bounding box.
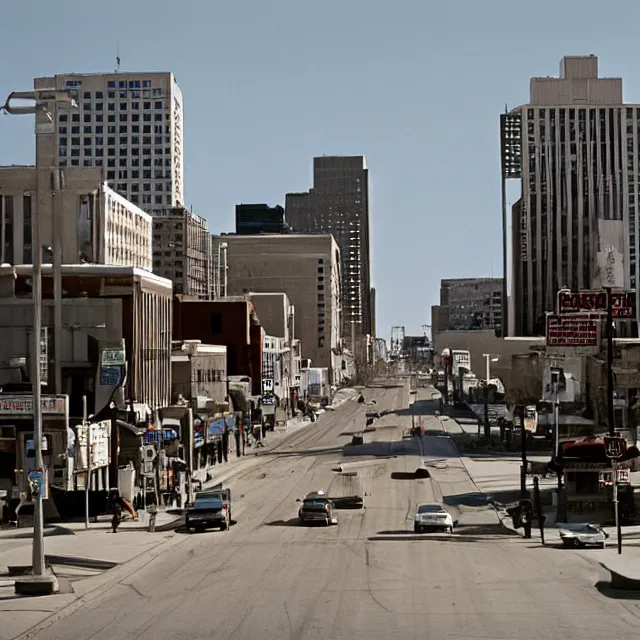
[117,420,144,437]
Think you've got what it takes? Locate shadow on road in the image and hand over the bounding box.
[263,518,301,527]
[595,580,640,600]
[442,492,489,508]
[368,534,487,543]
[390,470,430,480]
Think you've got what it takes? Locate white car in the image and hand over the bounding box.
[414,503,454,533]
[558,523,609,549]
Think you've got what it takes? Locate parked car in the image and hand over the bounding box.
[298,490,337,526]
[196,487,232,523]
[185,495,230,532]
[414,503,454,534]
[558,523,608,548]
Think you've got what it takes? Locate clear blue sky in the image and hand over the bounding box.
[1,0,639,339]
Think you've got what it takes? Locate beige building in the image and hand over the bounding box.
[34,71,184,216]
[212,234,343,381]
[152,206,210,297]
[436,278,503,334]
[171,341,227,405]
[0,166,152,269]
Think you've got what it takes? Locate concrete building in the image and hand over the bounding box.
[236,204,289,235]
[173,297,263,396]
[152,206,210,297]
[0,265,172,416]
[211,234,343,382]
[34,71,184,216]
[436,278,503,333]
[171,341,227,405]
[501,55,640,335]
[0,166,152,270]
[285,156,372,341]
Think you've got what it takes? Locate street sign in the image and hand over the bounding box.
[557,290,636,319]
[28,469,47,498]
[604,435,626,459]
[262,378,274,394]
[546,314,599,349]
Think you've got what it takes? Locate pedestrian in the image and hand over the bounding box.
[108,488,123,534]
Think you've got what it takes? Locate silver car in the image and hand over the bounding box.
[414,503,454,534]
[558,523,609,549]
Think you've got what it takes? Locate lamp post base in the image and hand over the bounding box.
[14,573,58,596]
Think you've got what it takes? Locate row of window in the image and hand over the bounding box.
[60,112,169,124]
[61,135,168,145]
[78,101,165,111]
[59,146,169,157]
[60,125,169,135]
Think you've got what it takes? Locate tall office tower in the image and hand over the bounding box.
[286,156,372,341]
[34,72,184,216]
[501,55,640,336]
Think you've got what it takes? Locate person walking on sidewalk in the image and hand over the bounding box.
[108,488,124,534]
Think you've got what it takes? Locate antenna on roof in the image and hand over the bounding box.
[116,41,121,72]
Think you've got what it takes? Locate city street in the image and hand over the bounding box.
[24,384,640,639]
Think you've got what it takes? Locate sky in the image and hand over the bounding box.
[1,0,640,339]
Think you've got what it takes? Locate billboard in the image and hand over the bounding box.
[557,290,635,319]
[546,314,600,353]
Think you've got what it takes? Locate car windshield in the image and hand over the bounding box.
[418,504,444,513]
[194,498,223,510]
[303,500,328,509]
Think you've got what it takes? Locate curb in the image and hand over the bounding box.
[0,525,74,541]
[13,533,184,640]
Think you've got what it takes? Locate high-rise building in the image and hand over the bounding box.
[235,204,289,235]
[152,207,210,298]
[435,278,504,334]
[501,55,638,335]
[211,233,345,383]
[285,156,372,342]
[34,72,184,216]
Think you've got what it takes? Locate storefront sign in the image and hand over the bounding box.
[564,461,611,472]
[102,348,126,366]
[546,314,599,348]
[0,395,67,416]
[90,421,110,468]
[557,290,635,319]
[100,365,123,387]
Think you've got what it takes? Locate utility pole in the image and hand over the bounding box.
[605,286,615,437]
[520,405,528,498]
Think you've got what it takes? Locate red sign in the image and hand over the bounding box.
[546,315,599,348]
[558,290,636,319]
[604,436,627,459]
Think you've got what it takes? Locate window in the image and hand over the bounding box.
[95,102,103,111]
[144,125,151,133]
[154,113,162,121]
[1,195,14,264]
[107,125,116,134]
[83,159,93,167]
[59,137,68,146]
[131,184,139,192]
[143,136,151,145]
[117,183,127,191]
[143,183,151,191]
[119,125,127,133]
[131,136,140,144]
[119,81,126,88]
[132,126,140,134]
[119,158,127,167]
[144,101,151,109]
[131,113,140,122]
[71,137,80,145]
[118,170,128,179]
[131,148,140,156]
[119,114,127,122]
[83,102,92,110]
[107,137,116,145]
[143,113,151,122]
[107,148,115,156]
[155,136,163,145]
[119,136,127,145]
[132,170,139,179]
[107,159,115,167]
[143,170,151,179]
[72,114,80,122]
[71,126,80,134]
[108,103,115,111]
[108,90,115,98]
[58,126,67,134]
[132,102,139,110]
[83,125,92,134]
[153,88,162,96]
[22,194,32,262]
[107,170,115,180]
[108,114,115,123]
[84,114,92,123]
[95,114,103,123]
[155,183,163,191]
[131,194,139,204]
[58,147,67,157]
[84,137,91,145]
[210,313,223,334]
[96,125,103,134]
[155,101,163,109]
[59,114,68,122]
[107,81,116,88]
[71,159,79,166]
[96,148,103,157]
[96,136,104,146]
[155,195,162,204]
[84,148,92,156]
[120,102,127,111]
[96,91,103,99]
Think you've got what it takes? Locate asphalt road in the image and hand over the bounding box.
[30,383,640,639]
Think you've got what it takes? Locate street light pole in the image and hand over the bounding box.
[2,89,76,591]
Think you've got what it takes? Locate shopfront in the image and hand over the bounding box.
[0,394,71,508]
[205,414,236,466]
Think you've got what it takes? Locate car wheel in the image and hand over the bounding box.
[599,542,606,549]
[414,524,420,534]
[572,538,582,548]
[220,521,228,531]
